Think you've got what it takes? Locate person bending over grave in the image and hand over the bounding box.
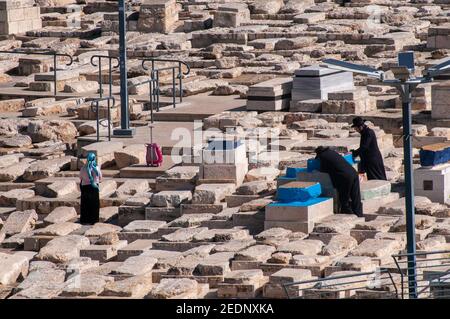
[315,146,363,217]
[79,152,102,225]
[350,117,387,181]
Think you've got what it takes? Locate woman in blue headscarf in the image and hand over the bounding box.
[79,152,102,224]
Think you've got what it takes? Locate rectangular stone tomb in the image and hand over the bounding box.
[0,0,41,35]
[414,163,450,205]
[202,139,247,165]
[265,197,333,224]
[291,65,354,104]
[246,77,293,111]
[419,142,450,167]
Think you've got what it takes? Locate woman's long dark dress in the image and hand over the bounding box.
[80,167,100,224]
[353,126,387,181]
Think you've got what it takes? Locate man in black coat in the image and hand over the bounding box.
[315,146,363,217]
[351,117,387,181]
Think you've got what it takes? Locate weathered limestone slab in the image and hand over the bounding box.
[62,257,100,277]
[84,223,122,240]
[113,255,157,277]
[1,209,37,236]
[0,252,29,285]
[194,252,234,276]
[239,198,273,212]
[15,267,66,292]
[146,278,201,299]
[101,274,153,298]
[0,188,35,207]
[22,157,72,182]
[80,240,127,262]
[192,183,236,204]
[43,180,79,198]
[255,227,292,246]
[321,234,358,257]
[34,222,81,236]
[235,244,276,262]
[333,256,377,273]
[141,249,183,270]
[377,196,432,215]
[61,274,114,297]
[192,228,249,243]
[123,220,166,233]
[36,235,90,263]
[114,144,146,169]
[0,162,31,182]
[349,239,402,259]
[314,215,364,235]
[170,214,213,228]
[116,240,155,262]
[115,180,149,198]
[218,269,267,298]
[162,227,208,243]
[278,240,324,255]
[212,240,256,253]
[152,190,192,207]
[44,206,77,225]
[263,268,313,299]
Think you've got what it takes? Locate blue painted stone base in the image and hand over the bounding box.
[277,182,321,202]
[268,197,330,207]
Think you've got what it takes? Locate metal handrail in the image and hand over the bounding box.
[392,249,450,299]
[90,96,116,142]
[90,55,119,98]
[141,58,191,108]
[128,77,159,123]
[0,49,73,97]
[282,268,399,299]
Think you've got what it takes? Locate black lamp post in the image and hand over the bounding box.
[113,0,135,137]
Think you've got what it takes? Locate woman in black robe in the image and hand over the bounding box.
[351,117,387,181]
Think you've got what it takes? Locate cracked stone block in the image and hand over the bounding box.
[36,235,90,263]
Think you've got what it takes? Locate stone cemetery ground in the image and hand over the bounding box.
[0,0,450,300]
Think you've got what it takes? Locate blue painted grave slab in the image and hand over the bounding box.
[420,143,450,167]
[268,197,330,208]
[307,153,355,172]
[277,181,321,203]
[286,167,307,178]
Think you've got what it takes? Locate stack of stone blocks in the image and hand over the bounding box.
[137,0,179,34]
[0,0,41,35]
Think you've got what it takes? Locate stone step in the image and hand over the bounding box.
[119,161,176,179]
[360,180,391,201]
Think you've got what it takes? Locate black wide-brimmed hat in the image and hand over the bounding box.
[351,116,365,128]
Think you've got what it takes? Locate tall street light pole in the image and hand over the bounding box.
[113,0,135,137]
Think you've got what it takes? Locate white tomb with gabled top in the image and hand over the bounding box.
[414,163,450,204]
